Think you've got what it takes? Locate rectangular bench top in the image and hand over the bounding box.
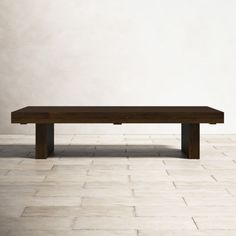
[11,106,224,124]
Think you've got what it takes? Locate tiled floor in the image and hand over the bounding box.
[0,134,236,235]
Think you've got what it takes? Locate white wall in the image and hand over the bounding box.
[0,0,234,134]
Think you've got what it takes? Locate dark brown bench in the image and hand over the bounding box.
[11,106,224,159]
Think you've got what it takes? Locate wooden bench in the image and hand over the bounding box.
[11,106,224,159]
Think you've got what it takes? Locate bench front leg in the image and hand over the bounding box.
[36,124,54,159]
[181,123,200,159]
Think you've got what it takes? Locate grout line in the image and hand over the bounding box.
[172,181,177,189]
[19,207,27,217]
[211,174,218,182]
[33,190,39,197]
[192,217,199,230]
[71,217,77,229]
[69,135,75,146]
[212,145,217,150]
[133,206,137,217]
[49,163,54,171]
[17,159,25,165]
[128,175,131,183]
[132,189,135,197]
[182,197,188,206]
[201,164,207,170]
[42,175,48,182]
[51,164,56,171]
[222,152,228,157]
[86,169,90,176]
[225,188,233,196]
[4,169,11,176]
[82,182,87,189]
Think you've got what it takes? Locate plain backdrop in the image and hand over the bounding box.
[0,0,234,134]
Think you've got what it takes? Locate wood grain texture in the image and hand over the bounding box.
[11,106,224,159]
[11,106,224,124]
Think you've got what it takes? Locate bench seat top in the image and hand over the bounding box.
[11,106,224,124]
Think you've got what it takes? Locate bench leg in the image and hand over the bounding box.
[36,124,54,159]
[181,123,200,159]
